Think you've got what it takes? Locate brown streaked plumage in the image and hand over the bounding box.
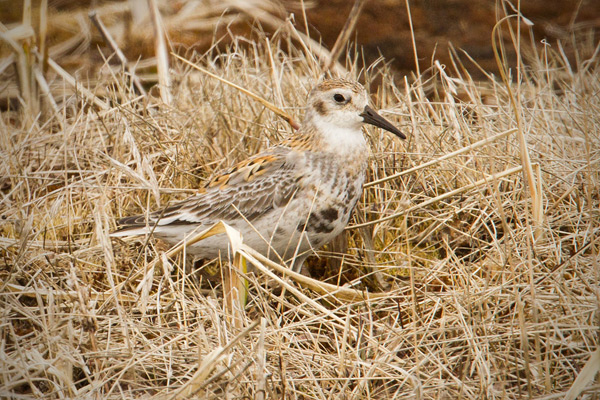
[111,78,405,273]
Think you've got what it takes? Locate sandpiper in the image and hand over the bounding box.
[111,78,405,273]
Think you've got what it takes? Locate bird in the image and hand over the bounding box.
[111,78,405,274]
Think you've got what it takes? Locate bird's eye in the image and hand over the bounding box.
[333,93,346,103]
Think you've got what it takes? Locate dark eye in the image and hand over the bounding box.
[333,93,346,103]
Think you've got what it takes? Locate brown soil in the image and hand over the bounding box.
[2,0,598,79]
[300,0,600,77]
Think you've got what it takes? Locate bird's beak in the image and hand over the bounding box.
[360,105,406,139]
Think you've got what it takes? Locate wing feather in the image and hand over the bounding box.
[113,146,300,234]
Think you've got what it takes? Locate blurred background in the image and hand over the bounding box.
[1,0,598,81]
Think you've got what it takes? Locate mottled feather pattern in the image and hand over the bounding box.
[206,154,280,189]
[120,146,298,227]
[312,79,363,94]
[112,78,404,272]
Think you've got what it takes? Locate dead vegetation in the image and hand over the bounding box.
[1,1,599,399]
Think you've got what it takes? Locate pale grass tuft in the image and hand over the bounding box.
[0,2,599,399]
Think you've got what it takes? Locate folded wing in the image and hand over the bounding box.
[111,146,299,237]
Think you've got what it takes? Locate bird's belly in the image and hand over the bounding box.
[174,209,303,260]
[177,180,362,262]
[177,205,315,261]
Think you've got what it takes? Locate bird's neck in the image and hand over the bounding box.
[300,117,368,158]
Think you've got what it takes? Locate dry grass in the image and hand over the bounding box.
[1,1,599,399]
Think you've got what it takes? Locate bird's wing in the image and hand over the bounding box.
[114,146,300,233]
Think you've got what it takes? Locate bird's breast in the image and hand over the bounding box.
[294,153,366,242]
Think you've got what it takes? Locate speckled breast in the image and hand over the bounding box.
[296,153,367,246]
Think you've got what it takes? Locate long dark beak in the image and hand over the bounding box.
[360,105,406,139]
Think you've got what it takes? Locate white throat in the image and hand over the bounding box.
[312,118,367,155]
